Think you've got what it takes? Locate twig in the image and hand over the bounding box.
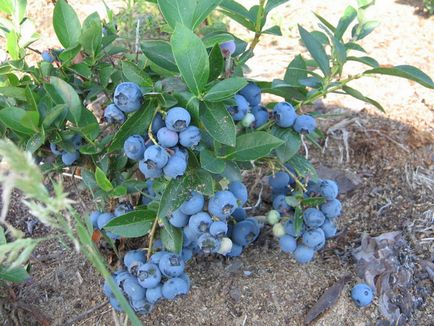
[301,134,309,159]
[65,302,108,325]
[364,129,410,153]
[135,18,141,62]
[146,217,160,260]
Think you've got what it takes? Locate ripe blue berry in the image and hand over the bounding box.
[149,251,168,265]
[61,151,80,166]
[188,212,213,235]
[70,134,82,148]
[227,95,249,121]
[227,243,243,257]
[114,202,133,217]
[232,207,247,222]
[123,278,146,301]
[321,219,337,239]
[157,127,179,148]
[231,219,260,246]
[253,108,269,128]
[146,284,162,304]
[272,194,291,214]
[269,172,291,189]
[239,82,261,106]
[137,263,162,289]
[114,82,143,113]
[163,151,188,178]
[142,180,156,205]
[104,104,126,124]
[130,298,153,315]
[158,253,185,278]
[293,244,315,264]
[138,160,162,179]
[208,191,238,219]
[97,212,115,230]
[183,226,198,245]
[209,221,228,238]
[50,143,62,156]
[320,199,342,219]
[89,211,101,229]
[197,233,221,254]
[165,107,191,132]
[124,250,147,270]
[279,234,297,253]
[180,191,204,215]
[351,283,374,307]
[169,208,189,228]
[162,277,189,300]
[303,208,325,228]
[228,181,248,205]
[103,278,114,298]
[144,145,169,169]
[124,135,146,160]
[319,179,339,200]
[151,112,165,134]
[41,50,55,63]
[179,126,201,148]
[284,219,305,238]
[273,102,297,128]
[293,115,316,134]
[109,297,123,312]
[181,247,193,262]
[302,228,326,250]
[220,40,236,57]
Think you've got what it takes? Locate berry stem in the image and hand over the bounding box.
[147,106,160,145]
[146,216,160,260]
[278,162,307,192]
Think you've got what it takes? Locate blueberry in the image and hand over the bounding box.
[293,245,315,264]
[217,237,233,255]
[253,108,269,128]
[320,199,342,219]
[162,277,189,300]
[114,270,134,287]
[144,145,169,169]
[220,40,236,57]
[139,160,162,179]
[163,151,188,178]
[197,233,221,254]
[104,104,126,124]
[183,226,198,245]
[130,298,154,315]
[273,102,297,128]
[232,207,247,222]
[89,211,101,229]
[146,284,162,304]
[142,180,156,205]
[306,180,320,196]
[158,253,185,278]
[269,172,290,189]
[180,191,204,215]
[114,202,133,217]
[208,191,238,219]
[239,82,261,106]
[209,221,228,238]
[114,82,143,113]
[227,242,243,257]
[123,278,146,301]
[266,210,281,225]
[50,143,62,156]
[109,297,123,312]
[156,127,178,148]
[124,250,147,270]
[165,107,191,132]
[272,194,291,214]
[228,181,248,205]
[97,212,115,230]
[149,251,168,265]
[241,112,256,128]
[169,208,189,228]
[103,278,114,298]
[319,179,339,200]
[231,219,260,246]
[302,228,325,250]
[303,208,325,228]
[123,135,146,160]
[137,263,162,289]
[179,126,201,148]
[351,283,374,307]
[284,219,305,238]
[151,112,165,134]
[293,115,316,134]
[179,273,191,291]
[188,212,213,235]
[181,247,193,262]
[321,219,337,239]
[61,151,80,165]
[279,234,297,253]
[227,95,249,121]
[41,50,55,63]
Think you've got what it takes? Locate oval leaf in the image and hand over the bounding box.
[200,102,236,147]
[105,210,156,238]
[53,0,81,48]
[49,77,82,124]
[298,25,330,76]
[95,166,113,192]
[204,77,247,102]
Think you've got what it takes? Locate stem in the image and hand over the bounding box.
[146,217,160,260]
[147,106,160,145]
[277,161,307,192]
[247,0,266,53]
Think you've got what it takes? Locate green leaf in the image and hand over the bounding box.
[171,24,209,95]
[122,61,153,87]
[353,21,379,40]
[49,77,82,124]
[345,42,366,53]
[298,25,330,76]
[95,166,113,192]
[108,102,155,152]
[208,43,224,81]
[26,129,45,153]
[6,31,19,60]
[219,0,255,31]
[288,154,318,181]
[0,107,39,135]
[160,216,183,253]
[284,55,307,87]
[313,13,336,33]
[0,226,6,245]
[157,0,195,29]
[363,65,434,89]
[200,148,226,174]
[201,32,233,48]
[347,56,379,68]
[262,25,282,36]
[80,12,102,57]
[157,178,191,218]
[58,44,81,64]
[141,40,179,73]
[192,0,223,29]
[77,108,100,140]
[224,131,284,161]
[0,86,26,100]
[342,85,385,112]
[200,102,236,147]
[0,0,13,14]
[335,6,357,39]
[204,77,247,102]
[0,266,30,283]
[184,169,215,196]
[272,127,301,162]
[53,0,81,48]
[104,210,155,238]
[265,0,289,14]
[301,196,326,207]
[332,37,347,66]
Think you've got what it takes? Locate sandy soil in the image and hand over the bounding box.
[1,0,433,325]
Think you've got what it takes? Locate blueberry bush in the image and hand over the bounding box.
[1,0,433,323]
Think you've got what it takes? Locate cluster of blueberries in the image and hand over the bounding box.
[49,134,82,166]
[266,170,342,264]
[103,249,191,314]
[226,81,317,134]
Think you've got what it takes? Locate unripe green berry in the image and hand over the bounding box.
[217,237,233,255]
[241,112,255,128]
[272,223,285,238]
[267,210,281,225]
